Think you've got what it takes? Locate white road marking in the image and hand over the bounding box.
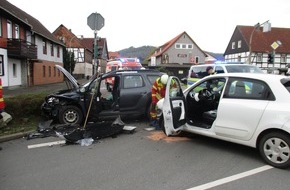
[27,140,66,149]
[186,165,273,190]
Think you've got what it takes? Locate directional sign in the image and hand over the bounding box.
[271,41,279,50]
[87,13,105,31]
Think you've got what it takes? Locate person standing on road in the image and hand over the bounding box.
[149,74,169,130]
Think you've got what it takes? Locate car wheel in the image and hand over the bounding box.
[258,132,290,169]
[59,105,83,125]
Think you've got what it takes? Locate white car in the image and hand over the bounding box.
[157,73,290,169]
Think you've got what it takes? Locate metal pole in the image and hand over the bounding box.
[247,23,260,64]
[93,30,98,76]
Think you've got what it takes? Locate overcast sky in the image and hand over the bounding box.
[7,0,290,53]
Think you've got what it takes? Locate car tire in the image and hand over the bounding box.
[258,132,290,169]
[58,105,83,125]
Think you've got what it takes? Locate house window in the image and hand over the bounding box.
[175,43,181,49]
[13,63,17,77]
[43,66,46,77]
[182,44,186,49]
[187,44,193,49]
[281,54,286,63]
[238,40,242,48]
[15,24,20,39]
[238,55,241,62]
[0,55,4,76]
[57,46,60,57]
[0,17,2,37]
[7,20,12,38]
[232,42,235,49]
[50,43,54,56]
[43,39,47,54]
[195,56,199,64]
[49,66,51,77]
[257,53,262,62]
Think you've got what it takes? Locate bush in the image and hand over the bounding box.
[5,93,47,119]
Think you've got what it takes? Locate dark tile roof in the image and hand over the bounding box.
[238,25,290,53]
[1,0,63,45]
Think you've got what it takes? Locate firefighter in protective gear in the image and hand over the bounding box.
[150,74,169,129]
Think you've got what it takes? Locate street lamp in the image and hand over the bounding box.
[68,35,83,73]
[247,20,271,64]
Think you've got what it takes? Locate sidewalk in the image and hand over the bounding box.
[3,79,89,98]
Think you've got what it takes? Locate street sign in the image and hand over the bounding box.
[87,13,105,31]
[271,41,279,50]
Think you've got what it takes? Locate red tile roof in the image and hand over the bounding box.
[238,25,290,53]
[151,31,206,58]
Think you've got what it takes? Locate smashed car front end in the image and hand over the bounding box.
[41,90,85,121]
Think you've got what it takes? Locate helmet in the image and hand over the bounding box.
[160,74,169,85]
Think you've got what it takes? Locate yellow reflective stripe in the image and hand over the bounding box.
[0,98,4,102]
[155,93,162,100]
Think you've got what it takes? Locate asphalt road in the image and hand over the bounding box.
[1,119,289,190]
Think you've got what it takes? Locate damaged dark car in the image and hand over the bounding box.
[41,65,163,125]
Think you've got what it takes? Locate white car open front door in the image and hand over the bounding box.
[162,76,186,136]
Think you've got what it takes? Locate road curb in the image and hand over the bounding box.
[0,130,34,143]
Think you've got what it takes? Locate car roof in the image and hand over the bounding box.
[204,72,287,82]
[190,63,252,68]
[102,69,162,77]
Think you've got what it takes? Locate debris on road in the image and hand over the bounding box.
[26,116,137,146]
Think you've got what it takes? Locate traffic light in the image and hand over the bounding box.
[267,53,274,64]
[97,46,103,58]
[93,45,103,59]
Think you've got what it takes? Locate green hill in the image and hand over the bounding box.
[118,46,156,64]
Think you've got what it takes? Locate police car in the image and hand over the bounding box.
[186,62,263,86]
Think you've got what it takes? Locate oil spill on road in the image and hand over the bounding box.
[146,131,191,143]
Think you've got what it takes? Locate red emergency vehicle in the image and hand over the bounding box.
[105,58,143,90]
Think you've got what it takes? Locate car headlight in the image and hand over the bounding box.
[47,97,59,105]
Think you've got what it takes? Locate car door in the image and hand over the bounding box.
[119,73,148,112]
[214,77,271,141]
[84,77,104,120]
[162,76,186,136]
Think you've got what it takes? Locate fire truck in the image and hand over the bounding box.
[105,58,143,90]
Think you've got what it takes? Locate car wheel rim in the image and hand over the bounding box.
[263,137,290,164]
[64,110,78,123]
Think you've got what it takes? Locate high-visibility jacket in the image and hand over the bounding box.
[151,77,166,105]
[0,78,5,110]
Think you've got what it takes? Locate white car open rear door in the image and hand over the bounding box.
[162,76,186,136]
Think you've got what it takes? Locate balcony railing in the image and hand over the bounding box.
[7,38,37,59]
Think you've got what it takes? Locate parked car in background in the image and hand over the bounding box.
[157,73,290,168]
[186,62,264,86]
[41,65,163,125]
